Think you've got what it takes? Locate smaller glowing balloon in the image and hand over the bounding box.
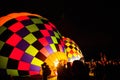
[62,36,84,62]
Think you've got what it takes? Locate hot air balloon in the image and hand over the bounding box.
[62,36,84,62]
[0,12,67,77]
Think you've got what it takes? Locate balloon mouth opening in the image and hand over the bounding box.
[44,52,68,76]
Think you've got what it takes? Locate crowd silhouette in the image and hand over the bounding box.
[41,57,120,80]
[41,59,90,80]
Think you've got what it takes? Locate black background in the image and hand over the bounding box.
[0,0,120,61]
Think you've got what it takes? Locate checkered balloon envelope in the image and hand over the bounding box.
[62,36,84,62]
[0,12,66,77]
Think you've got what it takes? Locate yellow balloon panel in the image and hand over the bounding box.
[45,52,67,67]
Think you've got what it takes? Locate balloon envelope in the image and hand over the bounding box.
[62,36,84,62]
[0,12,66,77]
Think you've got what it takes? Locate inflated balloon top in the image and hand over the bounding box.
[62,36,84,62]
[0,12,66,77]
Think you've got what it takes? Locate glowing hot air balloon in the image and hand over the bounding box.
[62,36,84,62]
[0,12,66,77]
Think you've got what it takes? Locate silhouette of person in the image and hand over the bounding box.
[41,62,51,80]
[72,60,89,80]
[57,60,67,80]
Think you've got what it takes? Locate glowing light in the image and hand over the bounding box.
[54,60,59,67]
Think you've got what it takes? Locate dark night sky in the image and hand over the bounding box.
[63,1,120,61]
[0,0,120,61]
